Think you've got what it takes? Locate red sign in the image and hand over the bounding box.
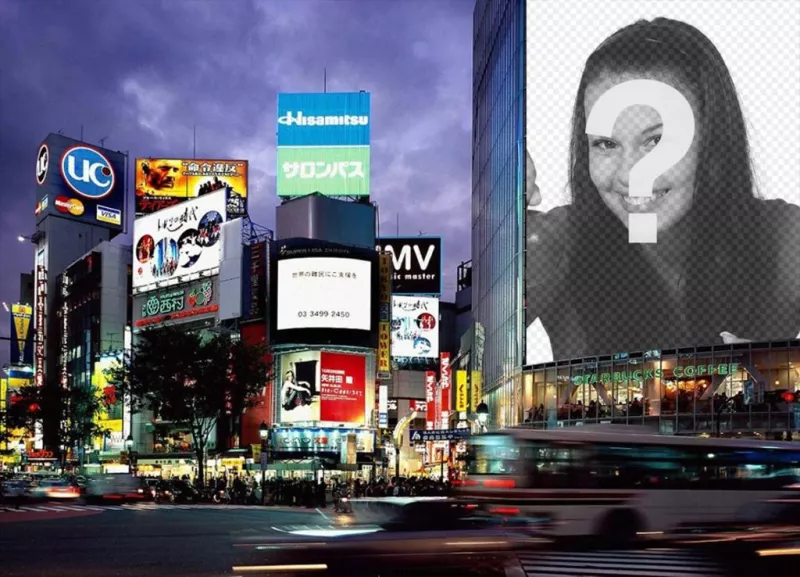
[134,304,219,327]
[425,371,436,430]
[28,450,55,459]
[239,322,273,446]
[439,352,451,429]
[412,400,427,413]
[319,352,366,424]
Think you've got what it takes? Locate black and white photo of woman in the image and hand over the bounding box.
[525,15,800,364]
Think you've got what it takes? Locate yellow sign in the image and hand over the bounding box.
[455,370,468,412]
[251,444,262,463]
[11,303,32,364]
[470,371,483,412]
[377,321,391,374]
[92,356,124,448]
[377,252,392,378]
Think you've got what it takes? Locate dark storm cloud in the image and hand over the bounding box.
[0,0,472,350]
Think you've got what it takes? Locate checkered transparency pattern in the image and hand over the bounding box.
[523,0,800,365]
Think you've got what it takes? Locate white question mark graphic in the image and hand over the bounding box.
[585,79,695,243]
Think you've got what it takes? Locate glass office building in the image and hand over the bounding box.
[471,0,526,426]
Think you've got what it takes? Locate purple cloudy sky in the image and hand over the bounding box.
[0,0,472,348]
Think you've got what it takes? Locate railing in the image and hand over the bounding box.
[515,410,797,437]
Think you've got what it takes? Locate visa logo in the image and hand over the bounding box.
[96,205,121,225]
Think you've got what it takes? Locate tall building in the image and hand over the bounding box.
[471,0,526,426]
[57,242,132,463]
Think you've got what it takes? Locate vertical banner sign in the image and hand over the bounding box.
[60,278,69,387]
[242,240,267,320]
[455,370,468,412]
[439,352,451,429]
[10,304,33,365]
[378,384,388,428]
[35,265,47,387]
[471,371,483,413]
[425,371,436,430]
[377,252,392,379]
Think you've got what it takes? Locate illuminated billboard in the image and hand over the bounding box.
[391,296,439,359]
[93,354,125,451]
[132,278,219,330]
[278,351,367,425]
[34,134,126,230]
[277,92,370,147]
[9,304,33,366]
[375,237,442,295]
[270,238,378,349]
[134,158,248,218]
[276,92,370,198]
[524,2,800,364]
[132,190,226,291]
[277,146,369,197]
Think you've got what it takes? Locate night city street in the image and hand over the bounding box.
[0,503,328,577]
[1,500,796,577]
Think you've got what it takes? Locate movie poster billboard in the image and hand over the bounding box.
[9,304,33,366]
[132,190,226,291]
[134,158,248,218]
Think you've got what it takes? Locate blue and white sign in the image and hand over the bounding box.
[410,429,469,443]
[36,133,126,232]
[277,92,371,147]
[60,145,115,199]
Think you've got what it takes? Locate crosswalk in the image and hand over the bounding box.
[517,548,727,577]
[1,502,300,514]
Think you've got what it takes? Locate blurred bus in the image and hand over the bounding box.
[455,425,800,542]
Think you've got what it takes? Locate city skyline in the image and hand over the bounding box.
[0,0,472,343]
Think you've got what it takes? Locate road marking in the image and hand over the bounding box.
[517,549,725,576]
[315,507,330,522]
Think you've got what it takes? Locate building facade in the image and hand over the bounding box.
[522,340,800,438]
[57,242,132,467]
[471,0,526,425]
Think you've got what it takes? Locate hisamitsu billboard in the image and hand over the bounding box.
[277,92,371,147]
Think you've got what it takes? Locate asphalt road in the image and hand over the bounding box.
[0,503,330,577]
[0,503,793,577]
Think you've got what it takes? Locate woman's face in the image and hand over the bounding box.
[284,371,294,382]
[584,71,702,233]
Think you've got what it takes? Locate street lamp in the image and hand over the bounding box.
[126,434,136,476]
[259,421,269,505]
[476,402,489,431]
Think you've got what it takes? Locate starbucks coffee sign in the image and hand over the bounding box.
[571,363,741,386]
[134,278,219,329]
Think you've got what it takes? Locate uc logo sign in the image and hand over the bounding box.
[60,145,115,199]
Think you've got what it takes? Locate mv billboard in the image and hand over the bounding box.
[276,92,371,198]
[376,237,442,295]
